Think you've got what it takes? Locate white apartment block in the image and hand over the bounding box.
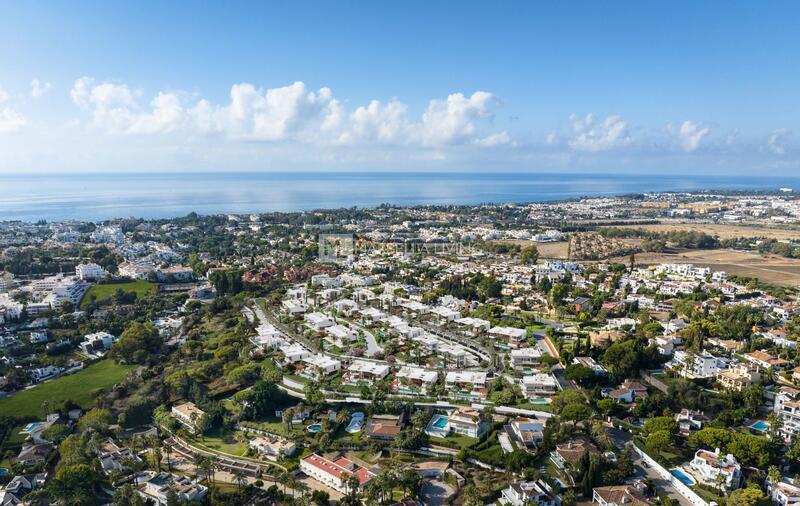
[774,388,800,439]
[75,262,107,281]
[669,350,727,379]
[521,373,559,398]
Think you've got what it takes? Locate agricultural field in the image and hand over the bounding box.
[488,239,569,259]
[80,280,157,308]
[610,248,800,287]
[0,360,136,418]
[601,222,800,241]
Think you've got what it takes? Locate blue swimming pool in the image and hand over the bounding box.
[307,424,322,432]
[749,420,769,432]
[0,468,8,477]
[22,422,41,433]
[433,416,449,428]
[671,469,695,486]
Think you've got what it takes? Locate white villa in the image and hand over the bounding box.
[689,448,742,489]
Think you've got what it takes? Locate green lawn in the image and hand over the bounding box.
[194,429,248,457]
[429,433,478,450]
[0,360,136,418]
[80,280,157,308]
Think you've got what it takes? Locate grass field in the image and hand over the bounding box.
[80,280,157,308]
[0,360,136,418]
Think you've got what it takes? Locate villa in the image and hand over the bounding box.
[521,373,559,398]
[300,354,341,380]
[79,331,117,355]
[551,438,600,470]
[506,417,545,448]
[304,312,334,332]
[489,326,528,348]
[171,402,205,433]
[744,350,791,370]
[510,347,543,370]
[500,480,561,506]
[324,324,357,347]
[344,360,390,386]
[448,407,489,438]
[249,435,296,458]
[592,486,652,506]
[716,363,761,391]
[364,412,409,441]
[445,370,489,401]
[300,453,375,494]
[393,366,438,395]
[689,448,742,489]
[137,471,208,505]
[768,479,800,506]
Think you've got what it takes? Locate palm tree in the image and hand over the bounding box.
[232,468,247,493]
[277,471,289,495]
[283,408,294,432]
[164,444,173,471]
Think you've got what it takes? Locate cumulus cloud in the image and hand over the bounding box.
[0,107,28,133]
[474,131,511,147]
[568,113,630,151]
[30,79,52,98]
[70,78,508,148]
[766,129,790,155]
[674,120,709,152]
[420,91,497,145]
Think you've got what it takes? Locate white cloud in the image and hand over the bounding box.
[30,79,52,98]
[766,129,790,155]
[420,91,496,145]
[69,78,508,148]
[545,132,559,145]
[568,113,630,151]
[0,88,8,103]
[674,120,709,152]
[0,107,28,133]
[474,131,511,147]
[725,128,739,145]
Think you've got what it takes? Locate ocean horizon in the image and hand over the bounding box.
[2,171,800,222]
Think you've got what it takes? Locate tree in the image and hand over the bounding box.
[78,407,114,433]
[643,416,678,436]
[113,484,145,506]
[108,321,162,364]
[645,430,673,454]
[520,245,540,265]
[560,403,592,422]
[727,487,770,506]
[50,463,97,505]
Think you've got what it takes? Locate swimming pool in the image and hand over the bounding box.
[749,420,769,432]
[671,468,695,486]
[0,468,8,477]
[307,424,322,433]
[433,416,449,428]
[22,422,41,433]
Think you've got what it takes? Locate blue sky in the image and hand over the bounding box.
[0,0,798,174]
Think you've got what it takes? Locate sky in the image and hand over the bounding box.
[0,0,798,175]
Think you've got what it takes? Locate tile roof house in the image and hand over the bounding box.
[593,485,653,506]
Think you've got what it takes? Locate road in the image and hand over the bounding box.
[607,427,693,506]
[350,322,383,357]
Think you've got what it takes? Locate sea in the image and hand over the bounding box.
[2,171,800,222]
